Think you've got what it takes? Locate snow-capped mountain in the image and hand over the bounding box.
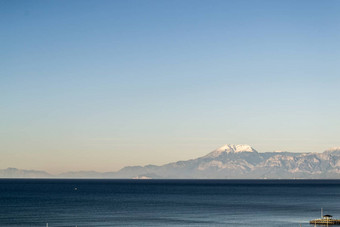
[113,145,340,179]
[2,145,340,179]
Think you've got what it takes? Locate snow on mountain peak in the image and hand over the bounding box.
[326,147,340,152]
[205,144,257,158]
[217,144,255,152]
[324,147,340,155]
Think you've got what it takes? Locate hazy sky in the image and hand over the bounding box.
[1,0,340,174]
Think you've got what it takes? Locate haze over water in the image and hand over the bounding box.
[1,0,340,173]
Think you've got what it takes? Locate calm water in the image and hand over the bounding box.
[0,179,340,226]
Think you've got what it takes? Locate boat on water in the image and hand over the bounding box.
[310,209,340,225]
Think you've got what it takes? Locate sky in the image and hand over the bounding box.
[1,0,340,174]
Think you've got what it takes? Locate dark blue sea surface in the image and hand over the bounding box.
[0,179,340,226]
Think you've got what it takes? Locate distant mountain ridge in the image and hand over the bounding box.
[0,168,52,178]
[2,145,340,179]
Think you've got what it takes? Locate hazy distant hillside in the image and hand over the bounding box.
[0,168,52,178]
[2,145,340,179]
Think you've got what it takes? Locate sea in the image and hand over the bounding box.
[0,179,340,226]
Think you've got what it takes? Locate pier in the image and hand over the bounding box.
[310,210,340,225]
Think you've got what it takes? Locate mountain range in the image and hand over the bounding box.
[2,144,340,179]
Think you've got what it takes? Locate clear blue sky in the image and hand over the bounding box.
[1,0,340,173]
